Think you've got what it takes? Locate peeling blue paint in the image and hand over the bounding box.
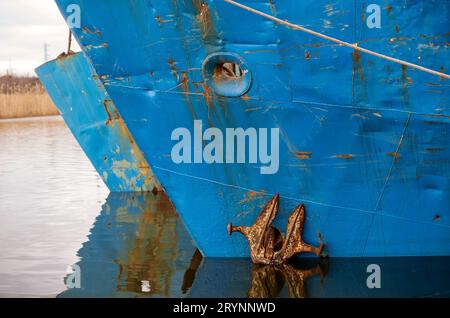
[36,52,160,192]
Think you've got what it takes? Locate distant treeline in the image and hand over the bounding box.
[0,74,59,119]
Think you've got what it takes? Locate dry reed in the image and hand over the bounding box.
[0,74,59,119]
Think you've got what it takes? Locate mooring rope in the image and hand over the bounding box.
[224,0,450,79]
[67,30,73,54]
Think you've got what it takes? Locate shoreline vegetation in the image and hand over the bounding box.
[0,73,59,119]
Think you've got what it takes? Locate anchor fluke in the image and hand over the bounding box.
[275,203,324,262]
[229,194,324,264]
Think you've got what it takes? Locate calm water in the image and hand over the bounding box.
[0,116,109,297]
[0,116,449,298]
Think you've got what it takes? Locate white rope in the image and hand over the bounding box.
[224,0,450,79]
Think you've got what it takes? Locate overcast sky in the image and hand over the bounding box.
[0,0,80,76]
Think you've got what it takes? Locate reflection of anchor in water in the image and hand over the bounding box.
[248,260,328,298]
[228,194,324,265]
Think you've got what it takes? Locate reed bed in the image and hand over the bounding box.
[0,74,59,119]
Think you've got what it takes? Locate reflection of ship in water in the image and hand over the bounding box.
[187,257,450,298]
[58,192,196,298]
[57,192,450,298]
[248,262,327,298]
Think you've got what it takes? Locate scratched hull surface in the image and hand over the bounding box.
[56,0,449,257]
[36,53,160,192]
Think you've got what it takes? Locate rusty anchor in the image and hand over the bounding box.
[227,194,324,265]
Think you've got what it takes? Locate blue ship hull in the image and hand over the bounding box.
[36,53,160,192]
[54,0,449,257]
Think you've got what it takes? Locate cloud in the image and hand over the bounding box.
[0,0,80,75]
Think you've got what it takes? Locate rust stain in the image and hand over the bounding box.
[386,151,401,159]
[304,50,311,59]
[103,99,114,125]
[112,107,121,120]
[82,26,92,34]
[268,0,276,15]
[334,154,354,159]
[304,43,323,48]
[56,50,76,60]
[390,36,413,43]
[81,26,102,37]
[401,65,413,84]
[181,71,189,90]
[180,71,198,119]
[199,82,215,125]
[400,65,411,105]
[240,190,267,204]
[199,82,212,105]
[156,15,174,25]
[192,0,213,39]
[352,50,365,82]
[229,194,323,265]
[294,151,312,160]
[104,98,160,190]
[168,58,179,81]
